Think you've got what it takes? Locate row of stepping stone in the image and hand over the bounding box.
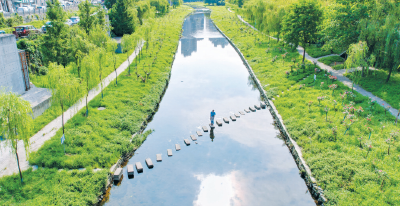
[113,101,267,180]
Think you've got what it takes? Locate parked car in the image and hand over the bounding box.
[13,25,41,38]
[41,21,51,33]
[70,16,80,25]
[0,30,6,34]
[37,6,47,11]
[23,5,35,11]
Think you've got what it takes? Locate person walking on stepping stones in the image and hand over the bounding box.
[210,110,216,126]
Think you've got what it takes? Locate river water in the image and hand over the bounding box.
[103,10,314,206]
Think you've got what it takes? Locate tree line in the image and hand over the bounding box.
[231,0,400,82]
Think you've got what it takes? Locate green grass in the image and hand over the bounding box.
[345,70,400,110]
[318,55,345,66]
[332,64,345,70]
[0,6,192,205]
[210,6,400,205]
[305,44,332,58]
[0,168,108,205]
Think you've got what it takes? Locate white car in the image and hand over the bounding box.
[41,21,51,33]
[65,19,72,26]
[70,16,80,25]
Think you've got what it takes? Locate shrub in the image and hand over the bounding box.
[39,66,48,75]
[319,55,345,65]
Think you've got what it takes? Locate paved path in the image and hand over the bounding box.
[233,11,399,117]
[0,42,144,178]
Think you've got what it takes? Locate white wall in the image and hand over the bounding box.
[0,34,26,94]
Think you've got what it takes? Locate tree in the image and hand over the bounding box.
[238,0,243,8]
[41,0,69,66]
[0,91,33,183]
[172,0,182,8]
[104,0,117,9]
[382,27,400,83]
[264,4,285,42]
[282,0,322,62]
[69,26,91,77]
[121,34,134,76]
[81,53,99,117]
[109,0,139,36]
[78,0,96,35]
[150,0,169,15]
[47,63,81,135]
[345,41,369,77]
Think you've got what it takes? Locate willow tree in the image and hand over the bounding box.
[81,53,99,116]
[0,91,32,183]
[47,63,81,134]
[383,27,400,83]
[97,48,106,98]
[345,41,369,77]
[122,34,134,75]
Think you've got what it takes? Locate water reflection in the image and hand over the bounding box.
[103,10,314,206]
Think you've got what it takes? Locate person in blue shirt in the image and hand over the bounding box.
[210,110,216,126]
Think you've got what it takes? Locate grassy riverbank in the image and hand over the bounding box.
[0,6,192,205]
[210,6,400,205]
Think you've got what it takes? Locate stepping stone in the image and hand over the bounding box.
[145,158,154,168]
[223,117,229,123]
[202,126,208,132]
[113,168,123,181]
[209,123,216,128]
[239,111,245,115]
[216,120,223,126]
[156,154,162,162]
[195,141,198,144]
[127,165,134,176]
[135,162,143,173]
[244,109,250,113]
[254,105,261,110]
[167,149,173,156]
[235,113,240,117]
[260,102,266,108]
[98,107,106,111]
[175,144,181,151]
[190,135,197,141]
[249,106,256,112]
[196,131,203,136]
[184,139,190,145]
[230,115,236,121]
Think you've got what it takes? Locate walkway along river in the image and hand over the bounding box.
[102,10,315,206]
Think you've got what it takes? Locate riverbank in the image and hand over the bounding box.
[209,6,400,205]
[0,6,193,205]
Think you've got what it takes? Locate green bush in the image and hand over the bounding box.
[39,66,48,75]
[318,55,345,65]
[332,64,345,70]
[305,44,332,58]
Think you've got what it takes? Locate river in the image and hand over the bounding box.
[102,10,315,206]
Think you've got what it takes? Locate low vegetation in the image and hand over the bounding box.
[318,55,345,66]
[210,6,400,205]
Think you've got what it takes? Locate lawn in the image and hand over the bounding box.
[318,55,345,66]
[209,6,400,205]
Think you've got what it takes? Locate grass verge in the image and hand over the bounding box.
[210,6,400,205]
[0,6,192,205]
[318,55,344,66]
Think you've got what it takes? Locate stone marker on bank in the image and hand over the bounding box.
[223,117,229,123]
[202,126,208,132]
[184,139,191,145]
[146,158,154,168]
[190,135,197,141]
[135,162,143,173]
[175,144,181,151]
[230,115,236,121]
[196,131,203,136]
[156,154,162,162]
[167,149,173,156]
[249,106,256,112]
[216,119,223,126]
[127,165,134,176]
[114,168,123,181]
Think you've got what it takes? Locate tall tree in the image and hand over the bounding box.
[121,34,134,75]
[109,0,139,36]
[41,0,69,66]
[78,0,96,35]
[383,27,400,83]
[47,63,81,135]
[282,0,322,62]
[0,91,32,183]
[345,41,369,77]
[81,53,99,117]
